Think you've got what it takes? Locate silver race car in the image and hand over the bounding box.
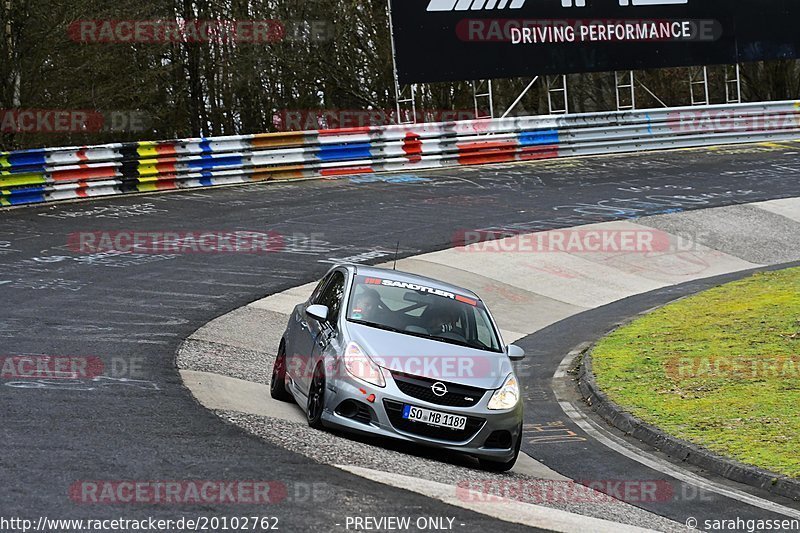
[271,264,526,471]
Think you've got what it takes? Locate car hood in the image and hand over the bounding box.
[346,322,511,390]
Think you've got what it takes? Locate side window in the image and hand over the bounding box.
[317,271,346,324]
[310,272,333,304]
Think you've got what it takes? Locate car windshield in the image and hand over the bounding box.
[346,275,502,352]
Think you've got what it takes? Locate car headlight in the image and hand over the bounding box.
[344,341,385,388]
[487,373,520,410]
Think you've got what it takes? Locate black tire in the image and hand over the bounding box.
[478,424,522,472]
[270,343,293,402]
[306,363,326,429]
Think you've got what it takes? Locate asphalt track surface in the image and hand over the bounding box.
[2,142,800,530]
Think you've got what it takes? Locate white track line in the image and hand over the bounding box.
[334,464,658,533]
[554,351,800,520]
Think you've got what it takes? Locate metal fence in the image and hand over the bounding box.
[2,100,799,208]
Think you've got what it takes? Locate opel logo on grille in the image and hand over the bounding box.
[431,382,448,397]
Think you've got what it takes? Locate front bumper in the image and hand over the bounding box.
[320,370,523,462]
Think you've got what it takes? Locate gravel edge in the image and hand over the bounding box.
[175,333,690,533]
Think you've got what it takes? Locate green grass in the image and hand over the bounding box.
[592,267,800,478]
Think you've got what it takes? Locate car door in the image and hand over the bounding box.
[296,270,346,395]
[286,272,332,392]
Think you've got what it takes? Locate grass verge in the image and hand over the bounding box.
[592,267,800,478]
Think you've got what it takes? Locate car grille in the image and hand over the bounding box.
[383,400,484,443]
[391,371,487,408]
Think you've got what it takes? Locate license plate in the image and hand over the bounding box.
[402,405,467,430]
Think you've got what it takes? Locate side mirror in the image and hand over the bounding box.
[507,344,525,361]
[306,304,329,323]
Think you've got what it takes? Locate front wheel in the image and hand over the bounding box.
[478,424,522,472]
[270,344,293,402]
[306,363,326,429]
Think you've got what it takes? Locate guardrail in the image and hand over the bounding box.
[2,100,799,207]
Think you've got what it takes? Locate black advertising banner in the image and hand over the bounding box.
[390,0,800,84]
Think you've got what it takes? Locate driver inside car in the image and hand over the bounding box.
[351,288,381,321]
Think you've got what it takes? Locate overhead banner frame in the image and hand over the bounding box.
[388,0,799,85]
